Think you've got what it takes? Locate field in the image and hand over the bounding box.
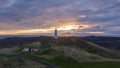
[0,56,46,68]
[1,37,120,68]
[13,42,120,68]
[75,61,120,68]
[1,55,120,68]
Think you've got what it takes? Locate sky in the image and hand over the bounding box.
[0,0,120,36]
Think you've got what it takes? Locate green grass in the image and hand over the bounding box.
[37,56,120,68]
[19,55,120,68]
[14,53,120,68]
[0,56,46,68]
[16,48,120,68]
[77,61,120,68]
[15,45,80,68]
[14,41,120,68]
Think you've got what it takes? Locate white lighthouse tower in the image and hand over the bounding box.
[54,29,58,39]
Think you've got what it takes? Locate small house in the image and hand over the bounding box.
[22,47,38,52]
[22,48,30,52]
[31,48,38,52]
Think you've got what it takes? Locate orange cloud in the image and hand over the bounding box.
[50,22,91,30]
[0,22,93,35]
[87,32,105,34]
[0,29,52,35]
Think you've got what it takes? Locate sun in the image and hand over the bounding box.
[57,25,80,30]
[50,22,82,31]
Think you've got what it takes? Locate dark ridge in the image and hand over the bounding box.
[82,36,120,49]
[0,36,53,48]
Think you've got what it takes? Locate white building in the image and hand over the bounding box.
[54,29,58,39]
[22,48,30,52]
[22,48,38,52]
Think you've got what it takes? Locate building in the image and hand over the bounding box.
[22,48,38,52]
[54,29,58,39]
[22,48,30,52]
[31,48,38,52]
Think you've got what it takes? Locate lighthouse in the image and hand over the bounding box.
[54,29,58,39]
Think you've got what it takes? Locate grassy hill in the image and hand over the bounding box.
[1,37,120,68]
[43,37,119,59]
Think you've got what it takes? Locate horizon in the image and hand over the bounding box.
[0,34,120,38]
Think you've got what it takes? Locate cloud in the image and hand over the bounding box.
[0,0,120,36]
[78,14,120,22]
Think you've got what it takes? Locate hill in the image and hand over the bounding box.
[0,37,120,68]
[83,36,120,50]
[39,37,119,59]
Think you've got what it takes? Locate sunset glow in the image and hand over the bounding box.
[88,32,105,34]
[50,22,91,31]
[0,23,92,35]
[0,29,52,35]
[56,25,80,30]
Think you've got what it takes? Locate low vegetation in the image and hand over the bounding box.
[0,56,46,68]
[1,37,120,68]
